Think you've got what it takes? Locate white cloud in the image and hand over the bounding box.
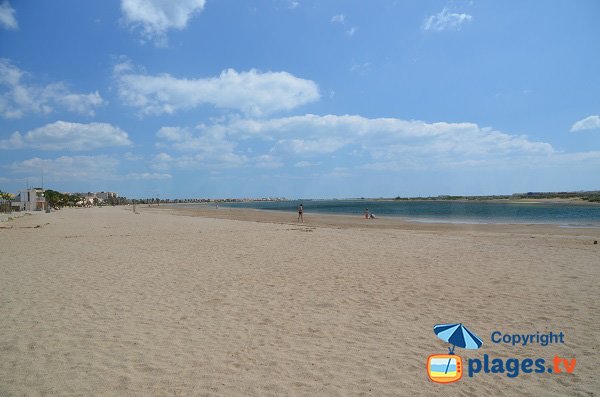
[346,26,358,36]
[123,152,144,161]
[125,172,172,180]
[331,13,357,37]
[331,13,358,37]
[331,14,345,23]
[154,124,290,171]
[570,115,600,132]
[350,62,370,74]
[0,59,105,118]
[154,125,248,170]
[55,92,104,115]
[149,114,558,174]
[156,126,237,155]
[294,160,318,168]
[255,154,283,169]
[121,0,206,46]
[0,1,17,30]
[220,114,551,153]
[423,8,472,31]
[0,131,23,149]
[8,155,120,181]
[286,137,348,155]
[0,121,132,151]
[115,63,319,116]
[6,155,168,183]
[151,152,247,171]
[324,167,351,178]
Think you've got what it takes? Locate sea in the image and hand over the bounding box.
[209,199,600,226]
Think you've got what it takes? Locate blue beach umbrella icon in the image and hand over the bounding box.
[433,323,483,375]
[434,323,483,354]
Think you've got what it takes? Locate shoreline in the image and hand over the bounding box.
[373,198,600,205]
[154,205,600,239]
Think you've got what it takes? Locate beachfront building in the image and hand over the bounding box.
[72,191,119,205]
[80,193,97,206]
[14,189,46,211]
[96,192,118,201]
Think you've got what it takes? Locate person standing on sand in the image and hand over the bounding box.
[364,208,369,219]
[298,203,304,223]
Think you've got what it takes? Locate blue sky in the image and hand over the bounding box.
[1,0,599,199]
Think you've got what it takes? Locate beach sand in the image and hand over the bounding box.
[1,205,598,396]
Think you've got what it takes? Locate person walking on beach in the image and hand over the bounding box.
[364,208,369,219]
[298,203,304,223]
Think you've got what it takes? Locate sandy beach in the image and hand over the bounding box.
[1,205,598,396]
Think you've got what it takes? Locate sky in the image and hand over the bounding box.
[1,0,599,199]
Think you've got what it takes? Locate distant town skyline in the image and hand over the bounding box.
[1,1,599,198]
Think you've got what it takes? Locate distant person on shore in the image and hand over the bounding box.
[364,208,369,219]
[369,211,376,219]
[298,203,304,223]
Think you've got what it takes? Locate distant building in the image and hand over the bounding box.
[70,191,119,205]
[14,189,46,211]
[96,192,118,201]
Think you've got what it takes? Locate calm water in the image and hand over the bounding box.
[211,200,600,226]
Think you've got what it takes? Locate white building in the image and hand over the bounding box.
[14,189,46,211]
[96,192,118,201]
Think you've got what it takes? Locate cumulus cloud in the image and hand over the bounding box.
[570,115,600,132]
[149,114,557,173]
[423,8,472,31]
[55,92,105,115]
[6,155,168,182]
[8,155,119,181]
[114,63,319,116]
[215,114,553,158]
[154,125,248,170]
[285,137,348,155]
[0,1,17,30]
[151,152,248,171]
[0,59,105,118]
[154,124,290,170]
[0,121,132,151]
[121,0,206,46]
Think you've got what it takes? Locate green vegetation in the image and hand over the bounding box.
[103,196,129,206]
[0,190,13,200]
[394,191,600,203]
[44,190,83,208]
[0,190,14,213]
[582,194,600,203]
[511,191,600,203]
